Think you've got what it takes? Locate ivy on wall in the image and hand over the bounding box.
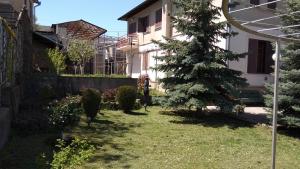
[0,17,16,87]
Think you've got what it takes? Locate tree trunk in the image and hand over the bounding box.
[74,65,77,74]
[80,65,84,75]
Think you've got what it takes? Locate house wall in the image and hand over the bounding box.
[123,0,281,88]
[127,0,172,46]
[1,0,34,20]
[228,26,276,87]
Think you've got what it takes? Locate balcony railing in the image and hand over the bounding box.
[116,34,138,51]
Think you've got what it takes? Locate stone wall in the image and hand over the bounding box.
[58,76,138,94]
[24,75,138,98]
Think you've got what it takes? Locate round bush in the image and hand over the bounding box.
[48,95,82,130]
[116,86,137,113]
[81,89,102,125]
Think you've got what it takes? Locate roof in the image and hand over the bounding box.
[52,19,107,40]
[33,31,62,47]
[118,0,159,21]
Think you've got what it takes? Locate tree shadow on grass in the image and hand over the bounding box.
[160,110,255,130]
[278,126,300,140]
[0,131,59,169]
[68,113,142,168]
[124,111,148,116]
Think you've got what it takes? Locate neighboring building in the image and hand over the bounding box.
[118,0,172,85]
[52,20,126,74]
[118,0,282,89]
[32,26,62,72]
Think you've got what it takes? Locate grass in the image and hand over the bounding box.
[67,107,300,169]
[1,107,300,169]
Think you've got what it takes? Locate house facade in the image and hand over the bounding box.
[118,0,282,89]
[0,0,40,150]
[0,0,40,24]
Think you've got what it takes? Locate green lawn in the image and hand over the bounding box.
[1,107,300,169]
[68,107,300,169]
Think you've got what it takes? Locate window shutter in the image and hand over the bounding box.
[128,22,136,34]
[156,9,162,23]
[248,39,259,73]
[138,18,143,32]
[143,53,149,70]
[145,16,150,32]
[265,41,275,74]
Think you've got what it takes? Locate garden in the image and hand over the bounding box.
[1,83,300,169]
[1,0,300,169]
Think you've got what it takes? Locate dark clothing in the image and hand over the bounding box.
[144,80,150,93]
[144,79,150,107]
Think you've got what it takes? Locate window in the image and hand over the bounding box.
[247,39,274,74]
[250,0,260,5]
[128,22,137,35]
[142,53,149,70]
[267,0,277,9]
[138,16,150,33]
[155,9,162,30]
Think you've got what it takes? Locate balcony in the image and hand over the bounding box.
[116,34,138,52]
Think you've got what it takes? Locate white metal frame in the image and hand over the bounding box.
[222,1,300,169]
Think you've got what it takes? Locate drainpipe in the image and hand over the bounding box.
[226,0,232,67]
[33,1,41,28]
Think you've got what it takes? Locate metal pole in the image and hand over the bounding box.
[155,49,158,89]
[271,40,280,169]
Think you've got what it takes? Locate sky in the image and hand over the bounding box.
[36,0,144,36]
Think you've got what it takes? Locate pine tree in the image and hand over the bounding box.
[264,0,300,128]
[153,0,247,112]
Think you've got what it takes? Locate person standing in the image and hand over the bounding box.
[144,75,151,111]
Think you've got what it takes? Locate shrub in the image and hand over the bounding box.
[102,88,118,102]
[51,137,95,169]
[81,89,102,126]
[137,75,147,94]
[47,48,66,74]
[48,95,82,129]
[102,101,119,110]
[116,86,137,113]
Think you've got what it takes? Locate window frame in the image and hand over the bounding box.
[247,39,274,74]
[138,16,150,34]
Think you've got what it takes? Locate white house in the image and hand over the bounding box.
[117,0,282,90]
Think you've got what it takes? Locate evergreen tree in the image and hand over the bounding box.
[153,0,247,112]
[264,0,300,128]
